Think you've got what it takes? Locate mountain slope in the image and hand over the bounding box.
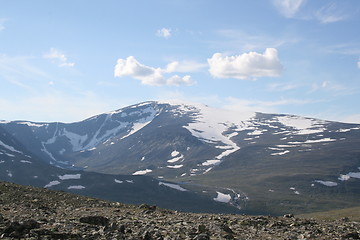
[1,101,360,215]
[0,124,241,214]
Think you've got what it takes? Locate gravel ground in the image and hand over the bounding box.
[0,181,359,239]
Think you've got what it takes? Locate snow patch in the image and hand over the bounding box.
[62,129,88,151]
[247,129,265,135]
[288,138,336,144]
[338,168,360,181]
[181,103,255,166]
[68,185,85,189]
[20,160,32,164]
[289,187,300,195]
[315,180,338,187]
[276,145,298,148]
[213,191,231,203]
[171,150,180,157]
[338,174,351,181]
[202,159,221,166]
[121,106,157,139]
[159,182,187,191]
[44,180,61,188]
[133,169,152,175]
[17,121,47,127]
[276,116,326,135]
[167,164,183,169]
[167,154,183,163]
[114,179,123,184]
[271,150,290,156]
[0,140,22,154]
[58,174,81,180]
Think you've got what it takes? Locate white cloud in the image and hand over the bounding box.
[322,43,360,56]
[165,60,207,73]
[358,58,360,69]
[156,28,172,39]
[268,82,299,91]
[315,3,348,24]
[207,48,283,80]
[43,48,75,67]
[0,54,52,90]
[310,80,353,95]
[272,0,305,18]
[214,29,299,52]
[114,56,195,86]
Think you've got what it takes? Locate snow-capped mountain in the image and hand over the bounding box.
[1,101,360,215]
[0,124,240,214]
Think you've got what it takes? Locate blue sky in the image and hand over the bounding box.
[1,0,360,123]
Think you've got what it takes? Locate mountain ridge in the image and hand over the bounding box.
[1,100,360,215]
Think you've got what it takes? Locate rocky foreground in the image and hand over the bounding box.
[0,181,359,239]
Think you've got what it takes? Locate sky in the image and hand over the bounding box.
[0,0,360,123]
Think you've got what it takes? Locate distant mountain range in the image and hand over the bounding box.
[1,101,360,215]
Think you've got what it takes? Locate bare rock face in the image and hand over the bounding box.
[1,181,360,239]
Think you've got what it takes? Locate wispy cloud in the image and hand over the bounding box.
[273,1,353,24]
[321,43,360,56]
[0,54,52,91]
[272,0,306,18]
[267,82,300,91]
[156,28,172,39]
[43,48,75,67]
[357,58,360,69]
[114,56,195,86]
[213,29,300,52]
[315,2,349,24]
[310,80,355,96]
[207,48,283,80]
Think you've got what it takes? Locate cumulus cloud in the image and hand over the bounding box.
[43,48,75,67]
[156,28,172,39]
[272,0,305,18]
[114,56,195,86]
[165,60,207,73]
[207,48,283,80]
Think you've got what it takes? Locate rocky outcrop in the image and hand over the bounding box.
[0,181,359,239]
